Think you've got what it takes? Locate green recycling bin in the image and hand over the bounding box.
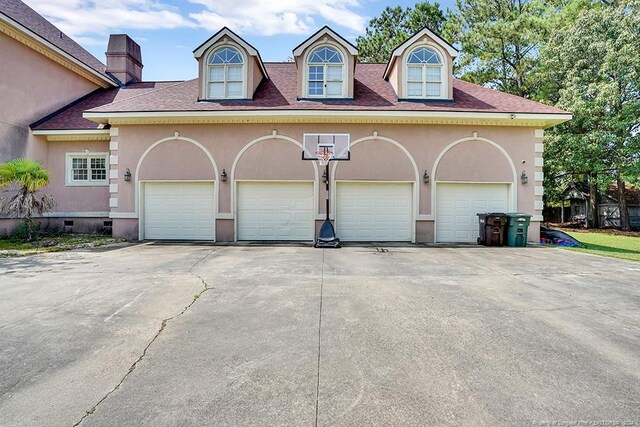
[505,213,532,247]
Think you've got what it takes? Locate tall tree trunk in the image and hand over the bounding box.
[616,175,630,231]
[588,174,599,228]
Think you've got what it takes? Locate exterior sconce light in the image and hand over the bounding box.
[322,169,328,183]
[221,169,228,182]
[521,171,528,185]
[124,168,132,182]
[423,170,430,184]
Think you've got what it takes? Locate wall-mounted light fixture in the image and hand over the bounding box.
[423,170,430,184]
[221,169,228,182]
[124,168,132,182]
[322,169,328,183]
[521,171,528,185]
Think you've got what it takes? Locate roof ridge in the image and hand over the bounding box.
[85,80,193,112]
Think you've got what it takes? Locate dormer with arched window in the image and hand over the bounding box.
[292,26,358,100]
[384,27,458,101]
[208,46,244,98]
[193,28,268,101]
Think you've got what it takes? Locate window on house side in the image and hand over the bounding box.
[307,47,344,97]
[67,154,108,186]
[406,47,443,99]
[208,47,244,99]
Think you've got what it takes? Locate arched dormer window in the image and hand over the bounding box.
[307,46,344,97]
[208,46,244,99]
[406,47,443,98]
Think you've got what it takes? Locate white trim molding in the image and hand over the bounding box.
[83,110,573,128]
[109,140,119,150]
[535,171,544,182]
[534,201,544,211]
[534,129,545,138]
[535,186,544,196]
[534,157,544,167]
[32,129,111,142]
[109,169,118,179]
[535,143,544,153]
[42,211,110,218]
[109,198,118,208]
[109,212,138,219]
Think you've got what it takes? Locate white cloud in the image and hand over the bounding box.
[188,0,367,36]
[23,0,367,39]
[22,0,195,38]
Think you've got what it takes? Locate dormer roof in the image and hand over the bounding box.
[292,25,358,57]
[193,27,268,79]
[383,27,458,80]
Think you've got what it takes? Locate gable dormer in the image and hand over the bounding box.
[292,26,358,100]
[384,27,458,101]
[193,27,268,101]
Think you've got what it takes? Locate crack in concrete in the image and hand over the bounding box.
[72,249,215,427]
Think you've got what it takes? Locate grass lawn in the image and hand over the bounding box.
[0,234,127,258]
[561,230,640,262]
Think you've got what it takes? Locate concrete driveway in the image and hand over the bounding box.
[0,244,639,426]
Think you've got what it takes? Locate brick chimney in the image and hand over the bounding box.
[105,34,142,85]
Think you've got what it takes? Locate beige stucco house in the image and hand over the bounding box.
[1,1,571,243]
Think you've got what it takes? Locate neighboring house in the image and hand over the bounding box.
[1,1,572,243]
[561,182,640,229]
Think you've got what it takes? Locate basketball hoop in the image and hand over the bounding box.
[315,149,333,166]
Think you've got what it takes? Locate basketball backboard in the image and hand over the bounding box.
[302,133,350,161]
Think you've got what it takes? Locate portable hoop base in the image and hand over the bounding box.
[315,219,341,248]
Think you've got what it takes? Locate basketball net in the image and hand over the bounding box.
[316,149,333,167]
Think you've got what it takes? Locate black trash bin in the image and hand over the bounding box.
[477,213,507,246]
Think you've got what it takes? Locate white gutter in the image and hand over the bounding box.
[83,109,572,123]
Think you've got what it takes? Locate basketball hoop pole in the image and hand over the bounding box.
[324,162,330,221]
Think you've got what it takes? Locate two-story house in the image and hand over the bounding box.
[2,1,571,243]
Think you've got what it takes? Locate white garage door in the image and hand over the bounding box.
[237,182,314,241]
[143,182,215,240]
[436,183,509,242]
[336,182,412,242]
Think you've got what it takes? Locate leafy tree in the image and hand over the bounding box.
[447,0,553,97]
[540,0,640,230]
[0,158,55,240]
[356,3,448,63]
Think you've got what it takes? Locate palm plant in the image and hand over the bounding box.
[0,158,55,240]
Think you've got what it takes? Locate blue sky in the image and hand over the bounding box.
[24,0,456,81]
